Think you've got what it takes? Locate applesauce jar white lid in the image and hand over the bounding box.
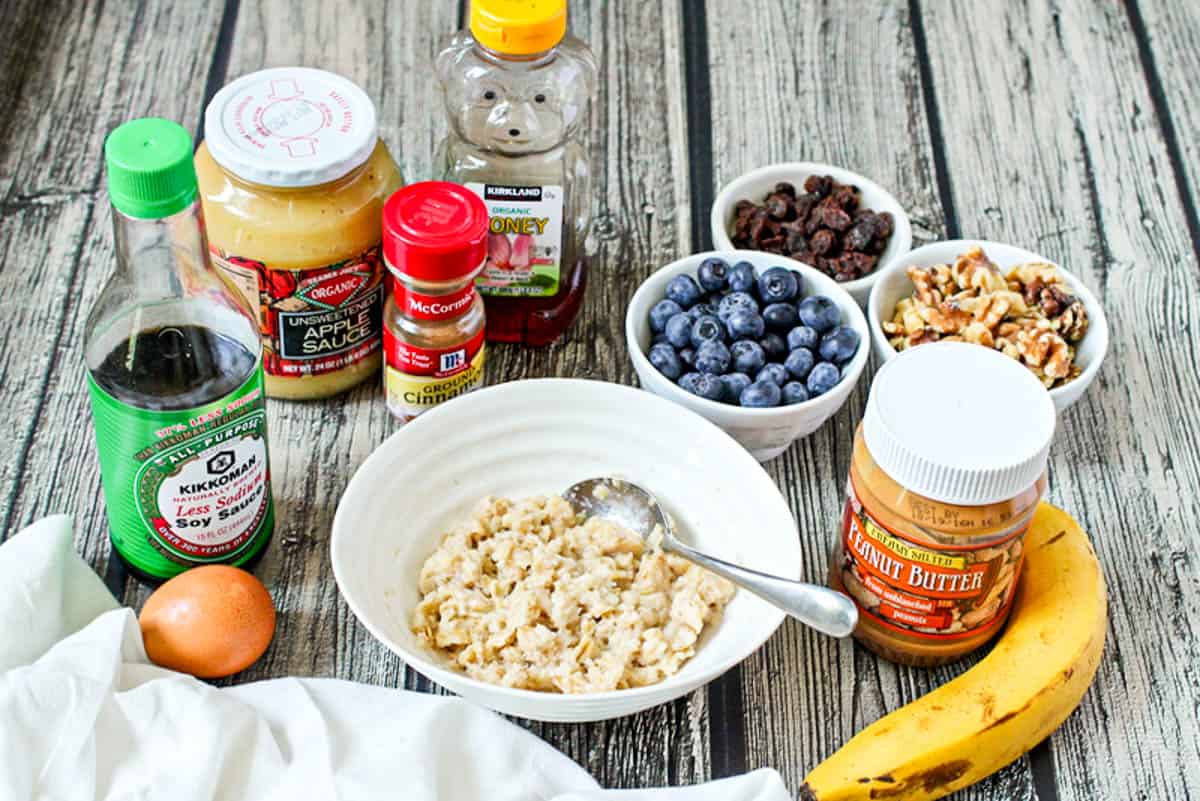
[204,67,378,188]
[862,342,1056,506]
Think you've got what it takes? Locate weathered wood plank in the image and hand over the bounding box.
[699,1,1037,798]
[0,0,228,583]
[1129,0,1200,262]
[919,1,1200,799]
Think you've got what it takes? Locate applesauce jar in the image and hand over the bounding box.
[195,67,403,399]
[830,343,1056,666]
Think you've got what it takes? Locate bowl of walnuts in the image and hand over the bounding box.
[710,162,913,308]
[867,239,1109,412]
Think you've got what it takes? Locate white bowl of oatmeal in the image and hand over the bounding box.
[867,240,1109,413]
[330,379,802,722]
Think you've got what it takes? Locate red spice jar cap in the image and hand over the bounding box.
[383,182,489,282]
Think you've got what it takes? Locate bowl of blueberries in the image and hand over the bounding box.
[626,250,869,461]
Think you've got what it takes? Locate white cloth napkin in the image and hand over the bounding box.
[0,516,790,801]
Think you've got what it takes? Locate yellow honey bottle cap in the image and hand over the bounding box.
[471,0,567,55]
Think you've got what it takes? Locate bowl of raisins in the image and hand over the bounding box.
[626,251,869,461]
[710,162,912,308]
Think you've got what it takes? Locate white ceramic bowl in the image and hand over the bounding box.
[331,379,800,723]
[867,239,1109,413]
[710,162,913,308]
[626,250,869,462]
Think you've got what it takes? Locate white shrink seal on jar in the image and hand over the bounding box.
[204,66,378,188]
[862,341,1056,506]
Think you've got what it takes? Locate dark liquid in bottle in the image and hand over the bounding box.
[90,324,267,584]
[483,258,587,346]
[90,324,256,411]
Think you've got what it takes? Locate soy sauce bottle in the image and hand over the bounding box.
[85,118,275,582]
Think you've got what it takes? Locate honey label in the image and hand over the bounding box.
[466,182,564,298]
[383,328,485,421]
[837,475,1027,640]
[212,245,384,377]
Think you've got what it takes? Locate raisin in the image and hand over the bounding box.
[810,228,838,256]
[816,202,852,232]
[765,192,795,221]
[845,214,881,252]
[774,181,797,198]
[804,174,833,198]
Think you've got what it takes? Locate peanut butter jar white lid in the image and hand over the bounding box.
[863,342,1056,506]
[204,67,378,188]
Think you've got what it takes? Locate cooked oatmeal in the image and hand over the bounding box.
[411,495,735,693]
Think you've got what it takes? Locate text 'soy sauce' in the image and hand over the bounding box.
[830,342,1056,665]
[195,67,403,399]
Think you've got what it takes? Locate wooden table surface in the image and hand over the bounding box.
[2,0,1197,798]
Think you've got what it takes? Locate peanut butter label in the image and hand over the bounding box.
[838,476,1027,640]
[212,245,384,378]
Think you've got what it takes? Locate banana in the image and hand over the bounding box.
[801,503,1107,801]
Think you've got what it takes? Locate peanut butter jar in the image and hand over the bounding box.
[830,342,1056,666]
[196,67,403,399]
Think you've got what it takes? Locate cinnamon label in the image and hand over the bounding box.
[837,475,1027,640]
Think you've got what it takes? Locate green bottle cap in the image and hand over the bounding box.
[104,118,198,219]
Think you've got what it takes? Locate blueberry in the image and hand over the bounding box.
[730,340,767,375]
[649,343,683,379]
[740,380,782,408]
[790,269,807,296]
[762,302,799,332]
[678,372,702,394]
[717,291,759,321]
[757,266,800,304]
[665,314,693,349]
[819,325,861,364]
[728,261,757,293]
[759,332,788,362]
[679,347,696,368]
[787,325,820,352]
[686,303,717,321]
[806,362,841,396]
[784,347,815,380]
[722,372,753,400]
[666,274,703,308]
[651,333,669,346]
[685,372,726,401]
[695,340,732,375]
[697,257,730,292]
[726,310,766,340]
[690,314,726,348]
[650,298,683,332]
[782,381,810,405]
[757,362,789,386]
[797,295,840,334]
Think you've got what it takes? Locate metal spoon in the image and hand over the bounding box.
[563,478,858,639]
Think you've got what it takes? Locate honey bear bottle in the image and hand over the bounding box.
[435,0,597,346]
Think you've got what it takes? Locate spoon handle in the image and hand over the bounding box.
[665,537,859,638]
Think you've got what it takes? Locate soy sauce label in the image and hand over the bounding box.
[212,245,384,377]
[88,366,274,578]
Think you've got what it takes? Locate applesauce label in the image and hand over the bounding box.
[87,368,274,578]
[837,475,1027,640]
[466,182,563,298]
[212,245,384,377]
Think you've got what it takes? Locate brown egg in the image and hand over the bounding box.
[139,565,276,679]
